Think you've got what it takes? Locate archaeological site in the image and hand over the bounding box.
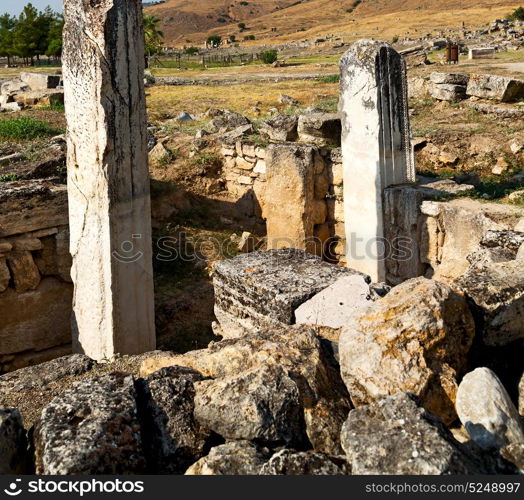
[1,0,524,480]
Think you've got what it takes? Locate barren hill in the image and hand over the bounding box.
[146,0,521,46]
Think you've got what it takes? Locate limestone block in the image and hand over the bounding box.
[11,237,43,251]
[63,0,155,359]
[0,278,73,356]
[33,236,58,276]
[340,277,475,424]
[295,275,372,331]
[13,89,64,107]
[312,199,327,225]
[236,156,254,170]
[314,173,329,200]
[56,228,72,282]
[7,251,41,293]
[213,249,352,338]
[430,84,467,102]
[264,144,316,252]
[237,175,253,185]
[456,368,524,450]
[330,162,343,186]
[340,40,415,282]
[259,115,298,142]
[429,72,470,85]
[253,160,266,174]
[468,47,495,59]
[467,74,524,102]
[20,72,61,90]
[297,113,341,147]
[0,257,10,292]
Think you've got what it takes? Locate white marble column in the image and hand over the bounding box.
[63,0,155,360]
[339,40,415,282]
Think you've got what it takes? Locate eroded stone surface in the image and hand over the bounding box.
[260,449,349,475]
[341,393,485,475]
[140,325,352,454]
[456,368,524,450]
[467,74,524,102]
[137,366,212,474]
[0,409,29,474]
[194,364,307,447]
[185,441,270,475]
[340,277,475,424]
[34,372,145,474]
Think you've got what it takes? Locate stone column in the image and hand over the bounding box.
[339,40,415,282]
[63,0,155,360]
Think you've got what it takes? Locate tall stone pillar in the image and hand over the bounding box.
[339,40,415,282]
[63,0,155,360]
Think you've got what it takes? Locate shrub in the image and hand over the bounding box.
[0,117,63,140]
[0,173,18,182]
[184,46,199,55]
[392,35,399,43]
[244,34,256,40]
[260,49,278,64]
[506,7,524,21]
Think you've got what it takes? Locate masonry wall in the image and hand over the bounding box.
[0,181,72,373]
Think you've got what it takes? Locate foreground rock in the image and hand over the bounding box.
[137,366,212,474]
[0,409,29,474]
[260,449,349,475]
[34,373,145,474]
[194,364,307,448]
[141,325,352,454]
[455,260,524,346]
[340,277,475,424]
[341,393,488,475]
[0,354,93,393]
[259,114,298,142]
[185,441,270,475]
[456,368,524,451]
[466,74,524,102]
[209,110,251,133]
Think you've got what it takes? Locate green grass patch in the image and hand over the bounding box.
[318,74,340,84]
[0,173,18,182]
[0,117,63,140]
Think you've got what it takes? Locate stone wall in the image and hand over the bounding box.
[218,140,345,261]
[0,181,72,373]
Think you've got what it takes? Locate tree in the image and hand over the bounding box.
[207,35,222,48]
[143,13,164,67]
[0,14,16,66]
[45,12,64,58]
[238,22,246,30]
[261,49,278,64]
[506,7,524,21]
[12,3,43,64]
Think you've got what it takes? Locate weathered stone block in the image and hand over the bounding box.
[430,83,467,102]
[430,72,470,85]
[213,249,352,338]
[7,251,41,293]
[20,72,61,90]
[467,74,524,102]
[297,113,341,147]
[259,114,299,142]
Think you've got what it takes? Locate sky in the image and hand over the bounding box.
[2,1,148,16]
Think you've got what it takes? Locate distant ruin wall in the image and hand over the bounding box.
[0,181,72,373]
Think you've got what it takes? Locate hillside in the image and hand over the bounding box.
[146,0,521,46]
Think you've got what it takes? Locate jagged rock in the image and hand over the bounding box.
[260,449,349,475]
[194,364,307,447]
[213,249,352,338]
[217,124,254,142]
[176,111,194,122]
[34,372,145,474]
[466,230,524,271]
[209,110,251,133]
[430,73,470,85]
[456,368,524,450]
[467,74,524,102]
[141,325,352,454]
[148,142,171,165]
[259,114,298,142]
[467,101,524,119]
[279,94,299,106]
[454,260,524,346]
[137,366,212,474]
[0,354,93,393]
[0,79,30,96]
[501,444,524,473]
[340,277,475,424]
[298,113,341,147]
[0,409,29,474]
[341,393,486,474]
[185,441,270,475]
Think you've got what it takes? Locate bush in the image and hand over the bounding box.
[0,117,63,140]
[392,35,399,43]
[506,7,524,21]
[260,49,278,64]
[244,34,256,40]
[184,46,199,55]
[238,23,246,30]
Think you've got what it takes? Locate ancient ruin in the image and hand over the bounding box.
[0,0,524,479]
[62,0,155,360]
